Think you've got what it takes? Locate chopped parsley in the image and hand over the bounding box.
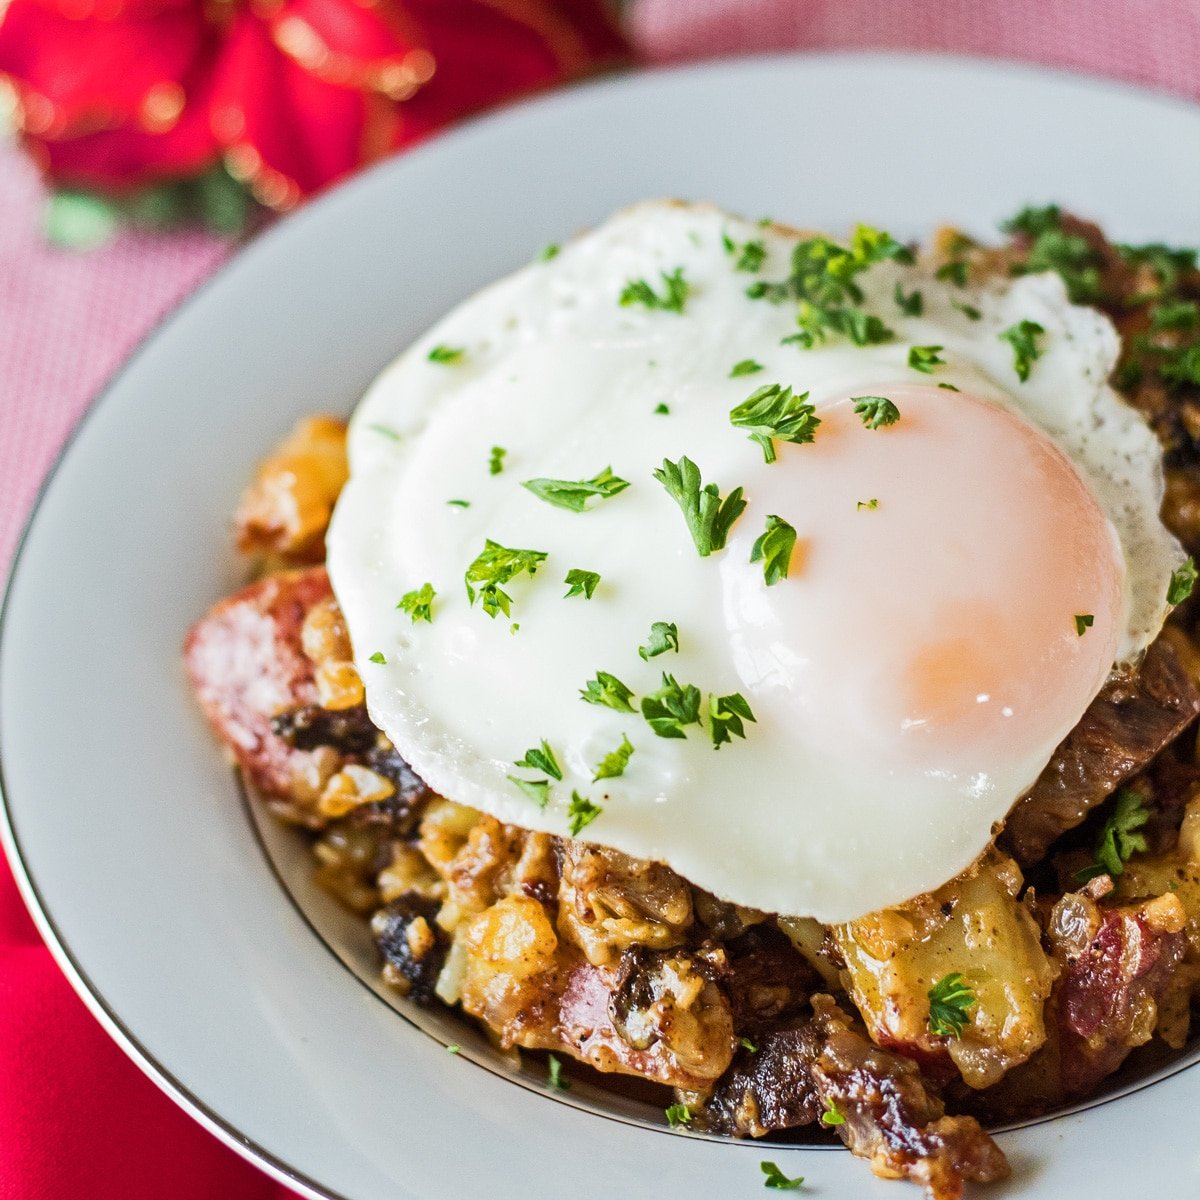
[937,382,960,392]
[739,1036,758,1053]
[952,299,982,321]
[396,582,436,624]
[463,539,547,618]
[593,734,635,781]
[563,569,600,599]
[654,402,671,414]
[819,1098,845,1127]
[638,620,680,661]
[760,1161,804,1190]
[1002,205,1104,304]
[1076,788,1151,882]
[731,237,767,272]
[894,281,923,316]
[1075,613,1094,636]
[522,466,630,512]
[852,395,900,429]
[709,691,756,749]
[567,790,602,836]
[936,259,968,287]
[446,1044,460,1054]
[514,740,563,781]
[664,1103,692,1128]
[447,498,470,508]
[731,358,765,377]
[619,267,689,314]
[730,383,820,463]
[999,319,1046,382]
[366,423,401,440]
[546,1053,569,1090]
[368,651,386,664]
[653,455,747,556]
[927,972,976,1038]
[908,344,945,373]
[580,670,636,713]
[539,242,560,262]
[428,344,465,364]
[750,514,797,585]
[1168,557,1197,605]
[507,776,551,808]
[857,498,879,511]
[641,673,702,739]
[488,445,506,475]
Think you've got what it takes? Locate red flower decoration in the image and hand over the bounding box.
[0,0,626,209]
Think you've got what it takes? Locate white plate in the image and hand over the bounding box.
[3,52,1200,1200]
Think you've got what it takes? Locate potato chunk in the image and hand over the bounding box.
[833,850,1056,1089]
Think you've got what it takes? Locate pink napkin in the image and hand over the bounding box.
[2,4,1199,1198]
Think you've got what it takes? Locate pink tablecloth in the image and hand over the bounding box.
[2,3,1199,1198]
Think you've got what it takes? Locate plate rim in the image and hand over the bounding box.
[2,48,1199,1200]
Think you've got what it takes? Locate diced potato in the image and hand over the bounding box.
[833,850,1056,1089]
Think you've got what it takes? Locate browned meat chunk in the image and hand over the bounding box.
[1004,632,1200,864]
[702,995,1008,1200]
[373,893,448,1003]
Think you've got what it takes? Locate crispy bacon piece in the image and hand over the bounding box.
[1004,631,1200,865]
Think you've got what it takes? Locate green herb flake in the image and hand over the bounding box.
[664,1103,692,1129]
[641,673,703,740]
[488,445,507,476]
[619,267,689,314]
[952,299,982,321]
[1168,557,1197,605]
[937,382,960,392]
[852,395,900,429]
[819,1098,845,1127]
[567,790,602,837]
[638,621,680,662]
[750,514,797,585]
[654,402,671,414]
[539,242,561,262]
[730,383,820,463]
[580,671,636,713]
[908,344,945,373]
[447,499,470,508]
[999,319,1046,382]
[507,775,551,808]
[514,740,563,781]
[734,238,767,272]
[446,1044,461,1054]
[894,281,924,316]
[428,344,465,364]
[1075,613,1094,636]
[593,734,635,782]
[1076,788,1151,882]
[463,539,548,619]
[366,423,401,440]
[709,691,756,750]
[730,358,765,377]
[760,1161,805,1190]
[1002,205,1105,303]
[927,972,976,1038]
[653,455,747,556]
[522,466,631,513]
[368,651,387,664]
[739,1036,758,1053]
[857,498,879,511]
[547,1053,570,1090]
[563,569,601,599]
[397,582,436,624]
[936,259,968,287]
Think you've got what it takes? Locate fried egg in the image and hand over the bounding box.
[326,201,1185,922]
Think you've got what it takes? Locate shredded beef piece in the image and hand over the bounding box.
[702,996,1007,1200]
[271,704,377,755]
[719,924,818,1033]
[1004,632,1200,865]
[372,893,448,1003]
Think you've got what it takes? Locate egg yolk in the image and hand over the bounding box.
[722,384,1126,776]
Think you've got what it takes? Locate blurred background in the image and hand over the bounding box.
[0,2,1198,1198]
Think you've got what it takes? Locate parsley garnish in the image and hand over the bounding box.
[641,673,702,739]
[654,402,670,414]
[857,498,878,511]
[730,384,820,463]
[1118,241,1197,296]
[999,319,1046,382]
[731,358,765,377]
[397,582,435,624]
[463,539,547,618]
[522,466,630,512]
[1168,557,1197,605]
[366,423,401,440]
[547,1053,569,1090]
[760,1162,804,1190]
[428,344,464,364]
[1002,205,1104,303]
[852,395,900,429]
[653,456,747,556]
[620,267,689,314]
[507,776,551,808]
[446,1044,460,1054]
[593,734,635,781]
[936,259,968,287]
[709,691,756,749]
[638,621,680,661]
[927,972,976,1038]
[894,282,923,316]
[539,243,560,262]
[734,238,767,272]
[908,345,945,373]
[739,1036,758,1052]
[819,1098,845,1127]
[750,515,797,585]
[1076,788,1150,882]
[952,299,982,321]
[447,499,470,508]
[567,790,602,836]
[937,382,960,392]
[368,651,386,664]
[488,445,506,475]
[514,740,563,781]
[664,1103,692,1128]
[1075,613,1094,636]
[563,569,600,599]
[580,671,636,712]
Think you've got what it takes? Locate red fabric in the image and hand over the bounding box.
[2,3,1200,1199]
